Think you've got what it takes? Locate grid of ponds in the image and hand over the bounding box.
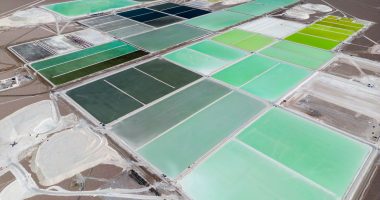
[213,54,312,101]
[211,29,276,52]
[227,0,298,16]
[63,11,375,200]
[78,3,212,52]
[66,58,202,123]
[42,0,141,18]
[16,0,377,199]
[259,40,334,70]
[163,40,248,75]
[285,15,365,50]
[9,29,114,63]
[81,16,210,52]
[123,24,210,52]
[181,108,372,200]
[30,40,148,85]
[238,17,306,39]
[111,80,267,178]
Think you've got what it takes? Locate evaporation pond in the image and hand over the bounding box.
[237,108,372,197]
[112,80,231,149]
[31,40,148,85]
[124,24,209,52]
[66,58,201,123]
[137,91,266,178]
[259,40,334,70]
[181,108,372,200]
[163,40,248,75]
[212,29,275,52]
[213,54,311,101]
[181,141,337,200]
[44,0,139,17]
[185,10,251,31]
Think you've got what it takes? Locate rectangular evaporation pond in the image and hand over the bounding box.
[148,3,181,11]
[149,3,210,19]
[112,80,229,149]
[66,79,143,124]
[79,15,125,27]
[70,28,115,46]
[227,1,279,16]
[308,24,355,35]
[67,58,201,124]
[213,54,311,101]
[117,8,154,18]
[31,40,148,85]
[130,12,168,22]
[254,0,299,7]
[163,40,248,75]
[285,33,341,50]
[109,24,154,38]
[144,16,184,27]
[316,16,364,32]
[314,23,362,33]
[322,19,364,30]
[176,9,211,19]
[103,60,200,104]
[138,91,267,178]
[117,8,183,27]
[299,27,351,41]
[325,15,351,21]
[43,0,139,18]
[238,17,306,39]
[10,42,54,63]
[237,108,372,198]
[124,24,209,52]
[39,35,80,54]
[185,10,251,31]
[212,29,275,52]
[94,18,137,32]
[241,63,311,101]
[213,54,278,87]
[133,58,202,89]
[31,40,125,70]
[259,40,334,70]
[161,5,194,14]
[180,141,337,200]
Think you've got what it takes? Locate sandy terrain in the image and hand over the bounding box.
[31,124,126,186]
[0,172,15,192]
[0,0,72,16]
[283,73,380,143]
[0,20,82,119]
[361,164,380,200]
